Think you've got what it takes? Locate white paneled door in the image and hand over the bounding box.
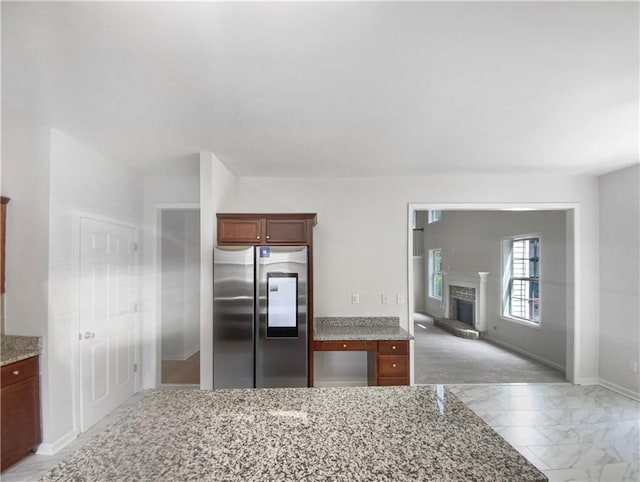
[79,218,137,432]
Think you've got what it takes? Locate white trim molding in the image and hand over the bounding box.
[598,379,640,401]
[36,428,77,455]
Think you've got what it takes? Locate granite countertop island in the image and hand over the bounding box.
[314,316,413,341]
[41,386,546,481]
[1,335,42,366]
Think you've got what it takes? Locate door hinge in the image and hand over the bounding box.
[78,333,82,341]
[133,302,138,312]
[133,242,139,252]
[134,363,138,373]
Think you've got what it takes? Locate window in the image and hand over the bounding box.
[428,210,442,223]
[503,236,540,323]
[428,248,443,299]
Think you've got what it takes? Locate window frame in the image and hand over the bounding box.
[428,248,443,300]
[501,234,541,327]
[427,210,442,224]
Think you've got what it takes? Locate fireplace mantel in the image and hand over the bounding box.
[441,271,490,332]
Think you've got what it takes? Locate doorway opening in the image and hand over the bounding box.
[158,208,201,385]
[408,205,577,385]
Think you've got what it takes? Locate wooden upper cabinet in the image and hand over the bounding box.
[217,213,317,246]
[218,217,265,244]
[265,218,309,244]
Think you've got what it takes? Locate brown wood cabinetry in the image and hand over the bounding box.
[217,213,317,246]
[376,341,409,385]
[218,217,264,244]
[1,356,42,471]
[313,340,409,386]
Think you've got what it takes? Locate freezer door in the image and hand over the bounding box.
[213,246,254,389]
[255,246,308,388]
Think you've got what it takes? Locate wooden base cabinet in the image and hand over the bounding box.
[314,340,409,387]
[1,356,42,471]
[376,341,409,386]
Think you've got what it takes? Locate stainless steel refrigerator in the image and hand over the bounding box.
[213,245,308,389]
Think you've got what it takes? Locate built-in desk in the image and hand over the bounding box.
[312,317,413,387]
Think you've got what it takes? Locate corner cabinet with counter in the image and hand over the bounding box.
[312,317,413,386]
[1,336,43,471]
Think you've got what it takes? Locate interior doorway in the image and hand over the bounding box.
[158,208,201,385]
[408,205,577,385]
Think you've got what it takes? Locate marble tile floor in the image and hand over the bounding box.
[3,384,638,481]
[449,383,640,482]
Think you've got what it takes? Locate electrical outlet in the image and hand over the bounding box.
[381,294,390,305]
[397,294,405,305]
[629,360,638,373]
[351,293,360,304]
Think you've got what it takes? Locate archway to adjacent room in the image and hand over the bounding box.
[407,203,578,386]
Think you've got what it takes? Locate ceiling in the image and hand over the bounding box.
[2,1,638,177]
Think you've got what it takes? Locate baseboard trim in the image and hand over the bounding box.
[313,380,368,388]
[599,378,640,401]
[484,337,566,373]
[36,428,77,455]
[575,377,600,385]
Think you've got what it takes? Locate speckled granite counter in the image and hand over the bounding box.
[1,335,42,366]
[314,316,413,341]
[40,386,546,481]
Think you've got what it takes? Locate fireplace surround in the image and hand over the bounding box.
[442,271,489,332]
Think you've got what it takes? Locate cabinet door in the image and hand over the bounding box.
[265,218,310,244]
[218,217,264,244]
[1,375,41,470]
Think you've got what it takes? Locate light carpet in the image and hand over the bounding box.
[414,314,566,385]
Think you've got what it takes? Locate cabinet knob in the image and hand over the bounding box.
[392,364,397,368]
[392,345,396,350]
[256,236,260,240]
[266,235,270,240]
[12,370,20,375]
[343,344,347,348]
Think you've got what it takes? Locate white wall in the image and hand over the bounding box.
[46,129,142,450]
[160,209,200,362]
[200,152,236,389]
[421,210,567,370]
[598,164,640,398]
[232,174,599,384]
[141,175,199,388]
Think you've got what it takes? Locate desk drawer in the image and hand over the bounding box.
[377,376,409,386]
[315,341,370,351]
[378,340,408,355]
[377,355,408,377]
[1,357,39,388]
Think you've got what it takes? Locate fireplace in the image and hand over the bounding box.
[448,285,476,326]
[441,271,489,333]
[454,300,474,326]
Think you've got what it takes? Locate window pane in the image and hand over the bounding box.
[508,237,540,323]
